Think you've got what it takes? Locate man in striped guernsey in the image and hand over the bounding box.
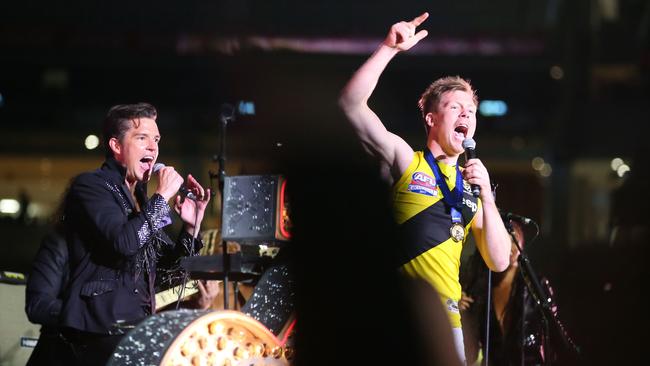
[339,12,512,365]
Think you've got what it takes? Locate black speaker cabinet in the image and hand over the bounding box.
[221,175,290,243]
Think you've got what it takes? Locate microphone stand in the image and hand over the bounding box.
[512,221,554,365]
[515,225,579,364]
[482,184,498,366]
[484,268,492,366]
[210,104,235,309]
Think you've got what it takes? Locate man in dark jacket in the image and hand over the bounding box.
[59,103,210,365]
[25,230,74,366]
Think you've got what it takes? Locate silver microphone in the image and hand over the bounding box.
[152,163,197,200]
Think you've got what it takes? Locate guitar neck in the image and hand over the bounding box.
[155,280,200,310]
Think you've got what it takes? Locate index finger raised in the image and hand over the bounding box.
[410,12,429,27]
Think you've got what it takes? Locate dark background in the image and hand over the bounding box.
[1,0,648,364]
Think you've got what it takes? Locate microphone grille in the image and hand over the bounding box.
[152,163,165,173]
[462,138,476,149]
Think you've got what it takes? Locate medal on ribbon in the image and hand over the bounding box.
[424,149,465,243]
[449,210,465,242]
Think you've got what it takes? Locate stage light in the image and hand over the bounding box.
[531,157,545,171]
[237,100,255,116]
[540,163,553,177]
[616,164,630,177]
[0,199,20,214]
[0,92,4,107]
[610,157,624,171]
[478,100,508,117]
[550,65,564,80]
[84,135,99,150]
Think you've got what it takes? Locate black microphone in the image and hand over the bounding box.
[152,163,197,200]
[462,138,480,197]
[503,211,534,225]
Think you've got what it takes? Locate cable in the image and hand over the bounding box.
[175,201,201,310]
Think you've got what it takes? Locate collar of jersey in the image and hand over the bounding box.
[436,160,457,185]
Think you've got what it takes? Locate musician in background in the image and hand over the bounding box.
[25,215,74,365]
[460,218,578,365]
[26,228,218,365]
[58,103,210,365]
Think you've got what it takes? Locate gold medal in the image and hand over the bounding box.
[450,223,465,242]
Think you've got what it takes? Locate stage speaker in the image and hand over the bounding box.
[0,272,40,366]
[221,175,291,243]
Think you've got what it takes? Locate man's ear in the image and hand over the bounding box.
[425,112,436,128]
[108,137,121,157]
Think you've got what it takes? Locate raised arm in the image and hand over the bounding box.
[339,13,429,180]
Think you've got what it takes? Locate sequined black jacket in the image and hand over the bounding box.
[60,157,201,334]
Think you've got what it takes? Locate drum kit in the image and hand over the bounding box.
[108,310,292,366]
[112,225,294,366]
[117,174,294,365]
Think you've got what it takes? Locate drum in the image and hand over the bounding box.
[108,309,291,366]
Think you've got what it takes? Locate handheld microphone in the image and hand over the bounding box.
[152,163,197,200]
[462,138,480,197]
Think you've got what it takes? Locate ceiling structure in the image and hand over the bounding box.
[1,1,648,243]
[1,0,646,157]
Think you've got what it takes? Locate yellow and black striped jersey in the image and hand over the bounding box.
[393,151,481,328]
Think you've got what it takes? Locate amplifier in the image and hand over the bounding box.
[221,175,290,243]
[0,281,40,365]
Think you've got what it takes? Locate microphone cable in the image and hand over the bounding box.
[175,198,201,310]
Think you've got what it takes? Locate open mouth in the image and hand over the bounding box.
[139,156,155,171]
[454,125,468,138]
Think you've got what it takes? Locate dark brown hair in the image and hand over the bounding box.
[102,103,157,157]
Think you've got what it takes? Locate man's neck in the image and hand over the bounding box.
[426,141,459,165]
[125,178,142,212]
[125,178,137,195]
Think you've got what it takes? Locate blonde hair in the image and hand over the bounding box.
[417,76,478,134]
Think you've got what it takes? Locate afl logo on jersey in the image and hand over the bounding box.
[407,172,438,196]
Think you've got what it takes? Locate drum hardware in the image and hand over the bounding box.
[108,310,291,365]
